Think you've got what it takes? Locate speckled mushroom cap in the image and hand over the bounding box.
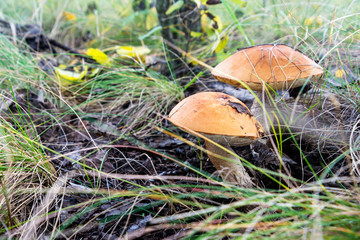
[211,44,324,91]
[168,92,264,146]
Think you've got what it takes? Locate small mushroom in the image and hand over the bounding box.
[211,44,324,132]
[168,92,264,187]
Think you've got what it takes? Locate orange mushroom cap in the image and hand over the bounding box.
[211,44,324,91]
[169,92,264,145]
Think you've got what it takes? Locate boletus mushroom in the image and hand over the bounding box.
[168,92,264,187]
[211,44,324,132]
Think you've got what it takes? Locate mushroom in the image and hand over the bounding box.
[168,92,264,187]
[211,44,324,132]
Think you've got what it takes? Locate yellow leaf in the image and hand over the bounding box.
[201,12,216,39]
[115,46,150,62]
[101,26,112,36]
[146,10,158,30]
[86,48,111,66]
[335,69,345,78]
[87,68,101,78]
[190,31,203,38]
[54,66,88,86]
[201,10,222,39]
[187,57,199,66]
[304,17,313,26]
[62,11,77,21]
[229,0,247,7]
[58,64,67,70]
[315,16,323,26]
[88,13,96,20]
[214,36,229,53]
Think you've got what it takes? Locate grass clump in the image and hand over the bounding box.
[71,68,184,136]
[0,95,56,232]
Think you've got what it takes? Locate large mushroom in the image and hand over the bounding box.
[168,92,264,187]
[211,44,324,132]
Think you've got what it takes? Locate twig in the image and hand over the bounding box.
[0,19,96,63]
[66,169,219,185]
[47,38,97,63]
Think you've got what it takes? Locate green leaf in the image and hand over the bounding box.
[190,31,203,38]
[139,26,162,41]
[184,71,204,90]
[229,0,246,7]
[166,0,184,15]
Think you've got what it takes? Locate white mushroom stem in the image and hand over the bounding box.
[204,140,254,187]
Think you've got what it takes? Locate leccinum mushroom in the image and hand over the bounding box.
[168,92,264,187]
[211,44,324,132]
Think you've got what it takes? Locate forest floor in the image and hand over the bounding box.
[0,1,360,239]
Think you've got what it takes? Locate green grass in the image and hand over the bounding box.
[73,68,184,136]
[0,0,359,239]
[0,93,56,229]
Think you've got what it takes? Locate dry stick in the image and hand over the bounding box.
[11,182,245,199]
[81,169,218,185]
[47,39,97,64]
[0,19,94,62]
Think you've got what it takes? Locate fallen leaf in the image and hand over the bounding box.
[115,46,150,62]
[304,17,314,26]
[86,48,111,66]
[335,69,345,78]
[229,0,246,7]
[315,16,323,26]
[214,35,228,53]
[54,66,88,86]
[62,11,77,21]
